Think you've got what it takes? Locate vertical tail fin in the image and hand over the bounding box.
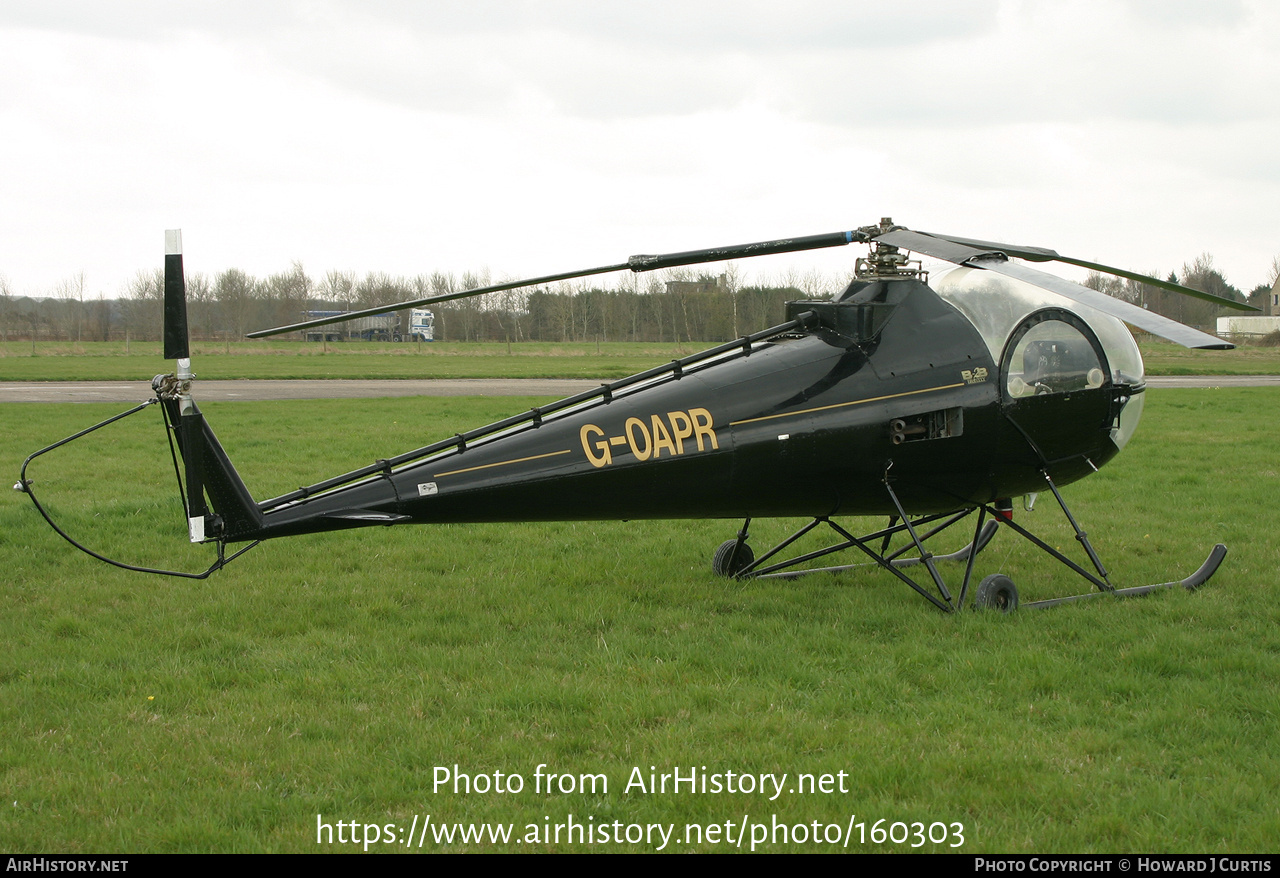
[160,229,263,543]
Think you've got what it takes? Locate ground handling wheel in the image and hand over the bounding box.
[712,539,754,577]
[975,574,1019,612]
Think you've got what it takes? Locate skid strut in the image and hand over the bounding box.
[717,469,1225,612]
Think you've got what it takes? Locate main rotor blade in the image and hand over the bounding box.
[245,261,630,339]
[247,229,863,339]
[895,230,1063,263]
[876,228,1234,347]
[1046,253,1255,311]
[625,229,861,271]
[971,256,1233,350]
[163,229,190,360]
[872,228,999,265]
[893,229,1255,312]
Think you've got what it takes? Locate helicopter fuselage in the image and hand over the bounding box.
[247,274,1136,541]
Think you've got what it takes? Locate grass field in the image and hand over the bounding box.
[1139,339,1280,375]
[2,389,1278,853]
[0,340,708,381]
[2,337,1279,381]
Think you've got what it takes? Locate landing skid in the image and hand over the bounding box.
[713,471,1226,613]
[1019,544,1226,610]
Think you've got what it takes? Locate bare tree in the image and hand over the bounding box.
[352,273,413,339]
[615,270,641,341]
[1177,253,1243,327]
[797,268,829,300]
[53,271,86,341]
[320,269,358,308]
[90,292,112,341]
[722,261,743,338]
[646,273,669,343]
[123,269,164,341]
[356,272,412,309]
[215,268,258,341]
[1083,270,1124,297]
[490,274,528,350]
[263,261,313,330]
[0,273,11,343]
[187,272,214,341]
[429,271,456,340]
[456,269,491,341]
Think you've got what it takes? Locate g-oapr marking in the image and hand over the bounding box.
[581,407,718,468]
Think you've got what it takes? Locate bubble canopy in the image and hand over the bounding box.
[933,266,1146,452]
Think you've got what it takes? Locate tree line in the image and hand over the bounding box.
[1,254,1275,345]
[0,263,835,345]
[1083,253,1277,329]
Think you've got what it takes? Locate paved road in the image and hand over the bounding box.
[0,378,603,403]
[1143,376,1280,388]
[0,376,1277,403]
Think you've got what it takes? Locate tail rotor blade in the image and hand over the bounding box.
[164,229,190,360]
[161,229,205,535]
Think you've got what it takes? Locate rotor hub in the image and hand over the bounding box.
[853,218,926,281]
[855,242,926,282]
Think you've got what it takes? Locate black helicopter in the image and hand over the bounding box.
[17,219,1253,612]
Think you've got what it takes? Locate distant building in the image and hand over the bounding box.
[1217,315,1280,339]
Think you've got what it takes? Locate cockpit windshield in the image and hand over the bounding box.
[933,266,1146,451]
[1005,319,1106,398]
[933,267,1144,387]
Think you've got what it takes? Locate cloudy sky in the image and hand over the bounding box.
[2,0,1277,301]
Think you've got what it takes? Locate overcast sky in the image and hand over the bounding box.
[2,0,1277,302]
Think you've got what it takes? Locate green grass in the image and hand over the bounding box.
[1138,338,1280,375]
[2,391,1278,852]
[0,340,701,381]
[3,338,1279,381]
